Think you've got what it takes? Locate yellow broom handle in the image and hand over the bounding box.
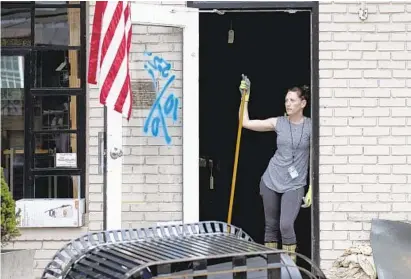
[227,89,247,225]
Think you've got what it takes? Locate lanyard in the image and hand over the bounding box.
[288,117,305,163]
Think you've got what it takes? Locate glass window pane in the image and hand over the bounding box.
[33,50,80,88]
[32,95,77,131]
[34,133,77,168]
[1,7,31,46]
[32,95,79,170]
[1,55,26,201]
[34,174,80,198]
[35,7,80,46]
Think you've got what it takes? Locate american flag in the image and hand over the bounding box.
[88,1,132,120]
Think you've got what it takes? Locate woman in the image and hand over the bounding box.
[238,76,312,262]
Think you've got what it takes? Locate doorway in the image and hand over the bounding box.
[194,2,319,269]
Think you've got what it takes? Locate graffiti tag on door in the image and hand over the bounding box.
[143,51,179,145]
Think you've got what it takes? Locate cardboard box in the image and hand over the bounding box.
[15,199,85,228]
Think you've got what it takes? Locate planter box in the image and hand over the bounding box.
[1,249,35,279]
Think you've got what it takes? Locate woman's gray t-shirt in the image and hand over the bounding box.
[262,116,311,193]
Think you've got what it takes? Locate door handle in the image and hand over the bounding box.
[98,132,105,174]
[110,147,123,159]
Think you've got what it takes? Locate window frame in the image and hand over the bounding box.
[1,1,87,199]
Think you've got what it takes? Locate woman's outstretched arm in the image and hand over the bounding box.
[240,101,277,132]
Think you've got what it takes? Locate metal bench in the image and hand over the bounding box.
[41,221,326,279]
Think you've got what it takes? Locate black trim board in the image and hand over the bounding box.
[188,0,320,269]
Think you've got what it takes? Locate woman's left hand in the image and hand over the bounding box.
[301,185,312,208]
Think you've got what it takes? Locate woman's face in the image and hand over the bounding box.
[285,91,306,116]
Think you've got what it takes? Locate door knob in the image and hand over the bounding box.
[110,147,123,159]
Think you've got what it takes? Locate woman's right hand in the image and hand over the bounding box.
[239,74,251,102]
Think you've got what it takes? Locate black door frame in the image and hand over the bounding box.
[188,1,320,266]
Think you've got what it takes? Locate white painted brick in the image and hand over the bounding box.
[380,79,407,88]
[333,184,360,193]
[320,4,347,13]
[363,70,392,78]
[333,51,362,60]
[348,155,377,164]
[392,203,411,212]
[334,165,362,174]
[363,127,390,136]
[393,165,411,174]
[392,51,411,60]
[376,23,407,32]
[363,165,391,174]
[392,146,411,155]
[349,231,370,241]
[379,4,406,13]
[392,127,411,136]
[363,107,390,117]
[348,174,377,183]
[378,194,407,202]
[348,212,378,221]
[364,146,390,155]
[334,127,362,136]
[391,33,411,41]
[363,184,392,192]
[379,175,407,184]
[321,156,347,164]
[335,146,362,155]
[320,231,348,240]
[334,221,362,231]
[349,42,377,51]
[319,42,348,50]
[348,117,377,126]
[379,118,406,127]
[392,14,411,22]
[348,193,378,202]
[363,51,391,60]
[320,60,348,69]
[378,61,405,69]
[350,79,378,88]
[392,184,411,193]
[349,137,377,145]
[334,107,362,117]
[362,33,390,41]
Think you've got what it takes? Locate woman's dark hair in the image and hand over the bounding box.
[288,85,310,103]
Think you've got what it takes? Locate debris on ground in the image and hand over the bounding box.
[326,245,377,279]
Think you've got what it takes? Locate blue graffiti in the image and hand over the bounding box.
[143,51,179,144]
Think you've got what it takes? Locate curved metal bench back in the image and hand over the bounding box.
[41,221,251,278]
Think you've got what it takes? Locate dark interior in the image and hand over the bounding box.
[198,11,312,266]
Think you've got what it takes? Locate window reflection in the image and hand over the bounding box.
[33,50,80,87]
[1,55,26,200]
[1,7,31,46]
[35,7,80,46]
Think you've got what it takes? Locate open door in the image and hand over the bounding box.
[105,3,199,229]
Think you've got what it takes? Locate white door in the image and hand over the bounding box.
[106,3,199,229]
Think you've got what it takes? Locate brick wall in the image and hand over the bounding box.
[87,1,105,232]
[121,24,184,228]
[318,1,411,270]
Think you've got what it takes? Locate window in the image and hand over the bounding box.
[1,1,86,202]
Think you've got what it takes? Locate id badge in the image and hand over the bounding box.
[288,166,299,179]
